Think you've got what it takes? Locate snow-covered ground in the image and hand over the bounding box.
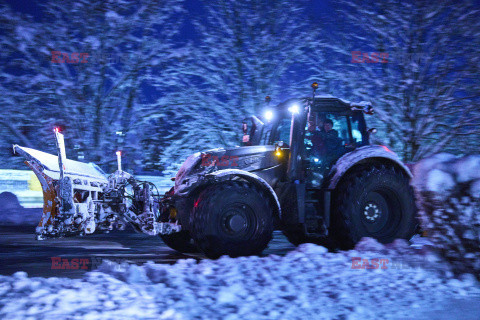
[1,237,479,320]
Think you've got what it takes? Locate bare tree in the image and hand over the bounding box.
[141,0,325,173]
[315,0,480,161]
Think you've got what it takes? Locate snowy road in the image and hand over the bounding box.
[0,224,296,278]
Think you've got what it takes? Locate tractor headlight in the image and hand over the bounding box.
[264,110,274,122]
[288,104,299,114]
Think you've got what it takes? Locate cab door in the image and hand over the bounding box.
[304,111,351,188]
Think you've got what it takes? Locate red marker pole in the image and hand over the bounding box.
[54,128,67,179]
[116,151,122,172]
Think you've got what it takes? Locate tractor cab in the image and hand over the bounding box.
[243,90,373,188]
[296,96,370,187]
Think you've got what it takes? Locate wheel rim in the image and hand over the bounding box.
[360,189,401,237]
[219,202,256,240]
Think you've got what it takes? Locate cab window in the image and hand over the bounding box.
[304,112,349,155]
[263,117,291,145]
[304,111,349,187]
[350,112,367,146]
[276,118,291,144]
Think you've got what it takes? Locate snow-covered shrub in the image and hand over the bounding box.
[413,153,480,279]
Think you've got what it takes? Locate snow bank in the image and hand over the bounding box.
[1,239,479,319]
[0,192,21,210]
[0,192,42,225]
[413,153,480,279]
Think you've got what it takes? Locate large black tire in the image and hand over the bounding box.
[190,181,274,259]
[331,165,417,249]
[159,231,198,254]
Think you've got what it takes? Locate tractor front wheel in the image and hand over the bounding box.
[190,181,274,259]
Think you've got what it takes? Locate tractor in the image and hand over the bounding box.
[13,83,417,258]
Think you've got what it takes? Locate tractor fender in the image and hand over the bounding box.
[206,169,281,219]
[327,145,412,190]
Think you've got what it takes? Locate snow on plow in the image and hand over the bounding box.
[12,131,180,240]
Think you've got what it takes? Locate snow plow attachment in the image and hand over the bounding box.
[13,145,111,239]
[12,133,180,240]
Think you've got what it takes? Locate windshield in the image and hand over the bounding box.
[276,118,291,143]
[259,116,292,145]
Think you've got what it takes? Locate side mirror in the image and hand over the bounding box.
[367,128,377,144]
[242,116,265,146]
[242,121,250,145]
[351,104,374,115]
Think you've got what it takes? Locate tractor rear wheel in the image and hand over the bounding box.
[160,231,198,253]
[190,181,274,259]
[331,165,417,249]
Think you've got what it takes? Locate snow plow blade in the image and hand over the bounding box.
[13,143,181,240]
[13,145,109,239]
